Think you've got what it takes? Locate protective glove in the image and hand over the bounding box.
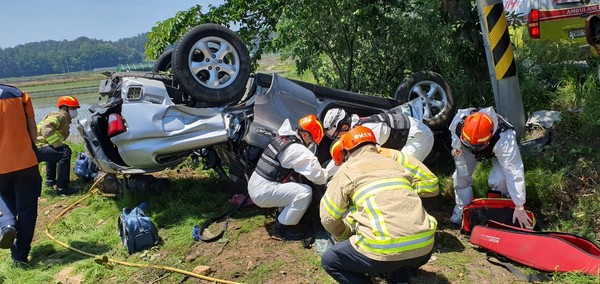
[512,205,533,229]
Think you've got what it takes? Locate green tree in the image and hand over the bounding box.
[145,5,207,60]
[145,1,283,71]
[0,35,150,78]
[145,0,486,99]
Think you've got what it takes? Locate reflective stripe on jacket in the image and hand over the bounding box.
[36,109,71,148]
[320,145,436,261]
[378,147,439,198]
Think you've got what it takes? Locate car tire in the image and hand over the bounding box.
[395,71,454,130]
[172,24,251,106]
[153,49,173,73]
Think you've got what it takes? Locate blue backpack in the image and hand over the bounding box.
[118,202,160,254]
[74,152,98,180]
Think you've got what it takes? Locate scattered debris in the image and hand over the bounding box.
[192,265,212,276]
[520,110,560,154]
[526,110,561,129]
[43,259,63,265]
[246,260,255,270]
[57,267,85,284]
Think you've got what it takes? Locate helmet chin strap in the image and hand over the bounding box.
[298,130,309,144]
[299,131,317,154]
[307,142,317,155]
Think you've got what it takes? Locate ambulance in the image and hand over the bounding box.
[504,0,600,57]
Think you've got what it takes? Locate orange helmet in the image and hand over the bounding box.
[341,125,377,151]
[298,114,324,145]
[329,137,344,166]
[460,112,494,150]
[57,96,80,108]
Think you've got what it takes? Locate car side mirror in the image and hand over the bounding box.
[585,15,600,52]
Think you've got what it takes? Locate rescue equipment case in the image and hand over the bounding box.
[471,220,600,275]
[461,198,535,234]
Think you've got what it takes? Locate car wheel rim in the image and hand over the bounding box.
[188,36,241,89]
[408,80,448,122]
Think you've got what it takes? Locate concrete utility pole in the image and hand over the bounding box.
[476,0,525,139]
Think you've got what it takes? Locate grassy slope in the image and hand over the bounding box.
[0,57,598,283]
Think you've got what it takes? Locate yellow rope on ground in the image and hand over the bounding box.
[44,173,242,284]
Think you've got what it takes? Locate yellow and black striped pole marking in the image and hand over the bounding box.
[484,3,516,80]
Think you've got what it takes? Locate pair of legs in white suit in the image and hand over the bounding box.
[248,172,312,225]
[450,154,510,224]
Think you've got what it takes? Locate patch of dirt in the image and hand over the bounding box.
[191,221,320,283]
[31,180,535,284]
[175,198,532,284]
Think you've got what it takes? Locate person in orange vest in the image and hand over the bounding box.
[0,84,42,266]
[36,96,80,195]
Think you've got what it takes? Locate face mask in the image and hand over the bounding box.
[68,109,78,118]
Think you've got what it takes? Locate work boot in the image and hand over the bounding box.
[273,220,310,241]
[12,258,30,269]
[56,186,79,196]
[0,225,16,249]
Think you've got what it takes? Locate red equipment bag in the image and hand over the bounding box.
[461,198,535,234]
[471,220,600,275]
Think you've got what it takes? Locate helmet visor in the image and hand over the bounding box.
[461,137,488,151]
[325,127,338,139]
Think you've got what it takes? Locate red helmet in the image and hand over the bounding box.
[298,114,324,145]
[57,96,80,108]
[329,137,344,166]
[341,126,377,151]
[461,112,494,150]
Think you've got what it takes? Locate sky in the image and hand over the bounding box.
[0,0,224,49]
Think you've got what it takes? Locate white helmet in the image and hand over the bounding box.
[323,108,348,139]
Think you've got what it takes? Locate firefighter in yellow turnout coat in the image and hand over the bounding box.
[320,126,437,284]
[328,140,439,199]
[377,147,438,198]
[36,96,80,195]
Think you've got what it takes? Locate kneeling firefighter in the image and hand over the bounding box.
[247,114,328,240]
[320,126,437,284]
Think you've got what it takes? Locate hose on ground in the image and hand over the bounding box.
[45,172,241,284]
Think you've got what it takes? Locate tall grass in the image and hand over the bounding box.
[499,40,600,240]
[458,40,600,283]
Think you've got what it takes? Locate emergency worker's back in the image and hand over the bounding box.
[331,146,436,261]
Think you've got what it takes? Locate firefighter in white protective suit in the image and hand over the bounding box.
[449,106,532,228]
[322,108,434,162]
[247,114,328,240]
